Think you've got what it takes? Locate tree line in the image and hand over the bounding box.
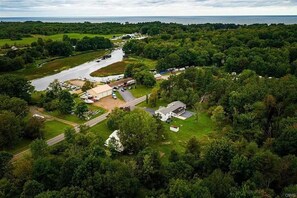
[0,36,113,72]
[123,24,297,77]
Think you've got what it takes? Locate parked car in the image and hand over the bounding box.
[121,88,125,92]
[33,114,45,119]
[84,99,94,104]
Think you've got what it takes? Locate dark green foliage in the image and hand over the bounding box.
[0,111,21,148]
[0,74,33,101]
[0,152,13,178]
[58,90,74,114]
[75,102,88,119]
[24,117,45,139]
[76,36,113,51]
[21,180,44,198]
[46,41,73,56]
[203,169,235,198]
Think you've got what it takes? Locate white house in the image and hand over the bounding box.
[155,101,186,122]
[105,130,124,152]
[87,84,112,100]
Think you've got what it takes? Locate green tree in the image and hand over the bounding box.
[204,139,235,172]
[0,111,21,148]
[24,117,45,139]
[58,90,74,114]
[21,180,44,198]
[119,109,158,153]
[75,102,88,119]
[107,108,127,131]
[203,169,235,198]
[211,105,226,127]
[185,137,200,157]
[168,179,192,198]
[64,128,76,144]
[0,152,13,178]
[0,74,33,101]
[30,139,49,159]
[81,80,94,92]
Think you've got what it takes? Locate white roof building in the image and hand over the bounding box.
[105,130,124,152]
[87,84,112,100]
[155,101,186,122]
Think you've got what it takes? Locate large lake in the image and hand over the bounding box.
[1,16,297,25]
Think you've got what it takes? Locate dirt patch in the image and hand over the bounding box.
[93,95,125,111]
[69,80,85,87]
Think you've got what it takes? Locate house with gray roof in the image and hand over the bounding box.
[155,101,186,122]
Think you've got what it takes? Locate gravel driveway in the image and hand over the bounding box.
[119,90,135,102]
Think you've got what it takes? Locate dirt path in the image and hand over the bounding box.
[30,107,78,127]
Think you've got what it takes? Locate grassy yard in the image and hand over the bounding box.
[43,120,72,139]
[152,114,215,160]
[47,104,106,124]
[4,120,71,154]
[86,110,215,162]
[130,81,162,98]
[0,33,122,47]
[137,99,168,110]
[87,120,113,141]
[13,50,108,80]
[130,85,153,98]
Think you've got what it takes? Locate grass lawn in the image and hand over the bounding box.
[130,81,161,98]
[43,120,72,139]
[12,50,108,80]
[137,99,168,110]
[91,61,126,77]
[0,33,122,47]
[47,104,106,124]
[87,120,113,141]
[4,120,71,154]
[130,85,153,98]
[152,114,215,161]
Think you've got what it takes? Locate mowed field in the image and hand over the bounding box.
[0,33,122,47]
[13,50,108,80]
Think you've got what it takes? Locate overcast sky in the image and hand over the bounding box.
[1,0,297,17]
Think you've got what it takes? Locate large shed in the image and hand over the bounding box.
[87,84,112,100]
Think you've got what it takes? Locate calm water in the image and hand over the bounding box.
[1,16,297,25]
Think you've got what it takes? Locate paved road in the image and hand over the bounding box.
[118,89,135,102]
[13,95,147,160]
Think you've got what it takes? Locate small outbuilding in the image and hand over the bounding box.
[87,84,112,100]
[155,101,186,122]
[105,130,124,152]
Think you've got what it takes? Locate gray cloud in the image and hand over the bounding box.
[0,0,296,15]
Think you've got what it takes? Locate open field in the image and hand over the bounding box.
[12,50,107,80]
[91,61,126,77]
[152,115,215,160]
[4,120,71,154]
[0,33,122,47]
[90,55,157,77]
